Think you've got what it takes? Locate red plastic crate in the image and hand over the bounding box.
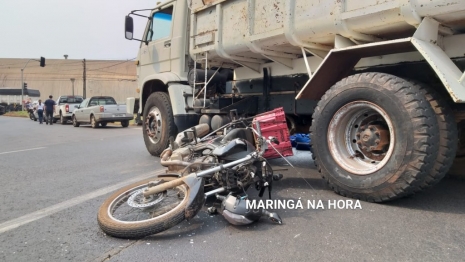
[253,107,293,159]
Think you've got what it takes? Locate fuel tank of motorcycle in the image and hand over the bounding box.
[212,138,255,161]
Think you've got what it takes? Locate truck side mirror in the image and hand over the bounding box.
[125,16,134,40]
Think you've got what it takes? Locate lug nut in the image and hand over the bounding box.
[356,132,361,138]
[370,146,376,151]
[375,139,380,145]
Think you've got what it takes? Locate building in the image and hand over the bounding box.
[0,58,138,104]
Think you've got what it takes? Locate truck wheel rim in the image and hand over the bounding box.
[327,101,395,175]
[146,106,162,144]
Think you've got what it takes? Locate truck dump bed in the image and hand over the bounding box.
[189,0,465,70]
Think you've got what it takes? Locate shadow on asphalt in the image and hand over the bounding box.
[268,149,465,215]
[385,176,465,214]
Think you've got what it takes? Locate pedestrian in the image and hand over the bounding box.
[36,99,44,124]
[44,95,56,125]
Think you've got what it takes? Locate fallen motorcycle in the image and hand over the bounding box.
[97,111,287,239]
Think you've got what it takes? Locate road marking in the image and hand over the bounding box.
[0,169,165,234]
[0,147,46,155]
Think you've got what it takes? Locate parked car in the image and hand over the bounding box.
[72,96,133,128]
[53,95,84,124]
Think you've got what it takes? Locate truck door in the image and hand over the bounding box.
[75,99,88,122]
[139,5,174,73]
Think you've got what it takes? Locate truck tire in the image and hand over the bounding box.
[72,115,80,127]
[91,115,98,129]
[310,73,439,202]
[143,92,176,156]
[60,112,66,125]
[416,83,458,189]
[121,120,129,128]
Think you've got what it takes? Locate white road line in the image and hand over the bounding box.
[0,147,46,155]
[0,169,165,234]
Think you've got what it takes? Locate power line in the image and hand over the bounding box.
[88,58,136,71]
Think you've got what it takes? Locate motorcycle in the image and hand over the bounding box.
[97,111,286,239]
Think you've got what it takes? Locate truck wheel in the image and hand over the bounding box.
[72,115,80,127]
[101,122,107,127]
[143,92,176,156]
[60,113,66,125]
[121,120,129,128]
[91,115,99,128]
[310,73,439,202]
[416,83,458,188]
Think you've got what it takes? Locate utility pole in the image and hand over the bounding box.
[83,59,87,98]
[70,78,75,96]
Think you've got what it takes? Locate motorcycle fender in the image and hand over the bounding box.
[183,175,205,220]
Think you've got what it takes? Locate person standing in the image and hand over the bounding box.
[44,95,56,125]
[36,100,45,124]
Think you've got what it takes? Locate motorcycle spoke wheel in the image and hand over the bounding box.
[98,177,190,239]
[110,185,186,223]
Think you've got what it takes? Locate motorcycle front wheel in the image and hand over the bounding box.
[98,176,189,239]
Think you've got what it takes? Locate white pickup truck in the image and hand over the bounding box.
[53,95,84,124]
[71,96,133,128]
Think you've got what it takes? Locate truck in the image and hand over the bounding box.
[0,87,41,112]
[71,96,133,128]
[124,0,465,202]
[52,95,84,124]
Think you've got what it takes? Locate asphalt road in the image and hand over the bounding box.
[1,116,465,262]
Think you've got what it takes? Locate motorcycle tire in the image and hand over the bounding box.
[97,176,191,239]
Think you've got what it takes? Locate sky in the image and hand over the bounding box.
[0,0,164,60]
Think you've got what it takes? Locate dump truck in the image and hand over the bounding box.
[124,0,465,202]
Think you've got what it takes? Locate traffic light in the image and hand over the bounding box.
[23,82,28,89]
[40,57,45,67]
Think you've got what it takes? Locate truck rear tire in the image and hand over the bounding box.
[416,82,458,189]
[60,113,66,125]
[143,92,176,156]
[91,115,98,129]
[310,73,439,202]
[72,115,80,127]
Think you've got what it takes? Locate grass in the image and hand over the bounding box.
[3,111,29,118]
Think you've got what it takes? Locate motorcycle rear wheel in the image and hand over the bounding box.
[98,176,189,239]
